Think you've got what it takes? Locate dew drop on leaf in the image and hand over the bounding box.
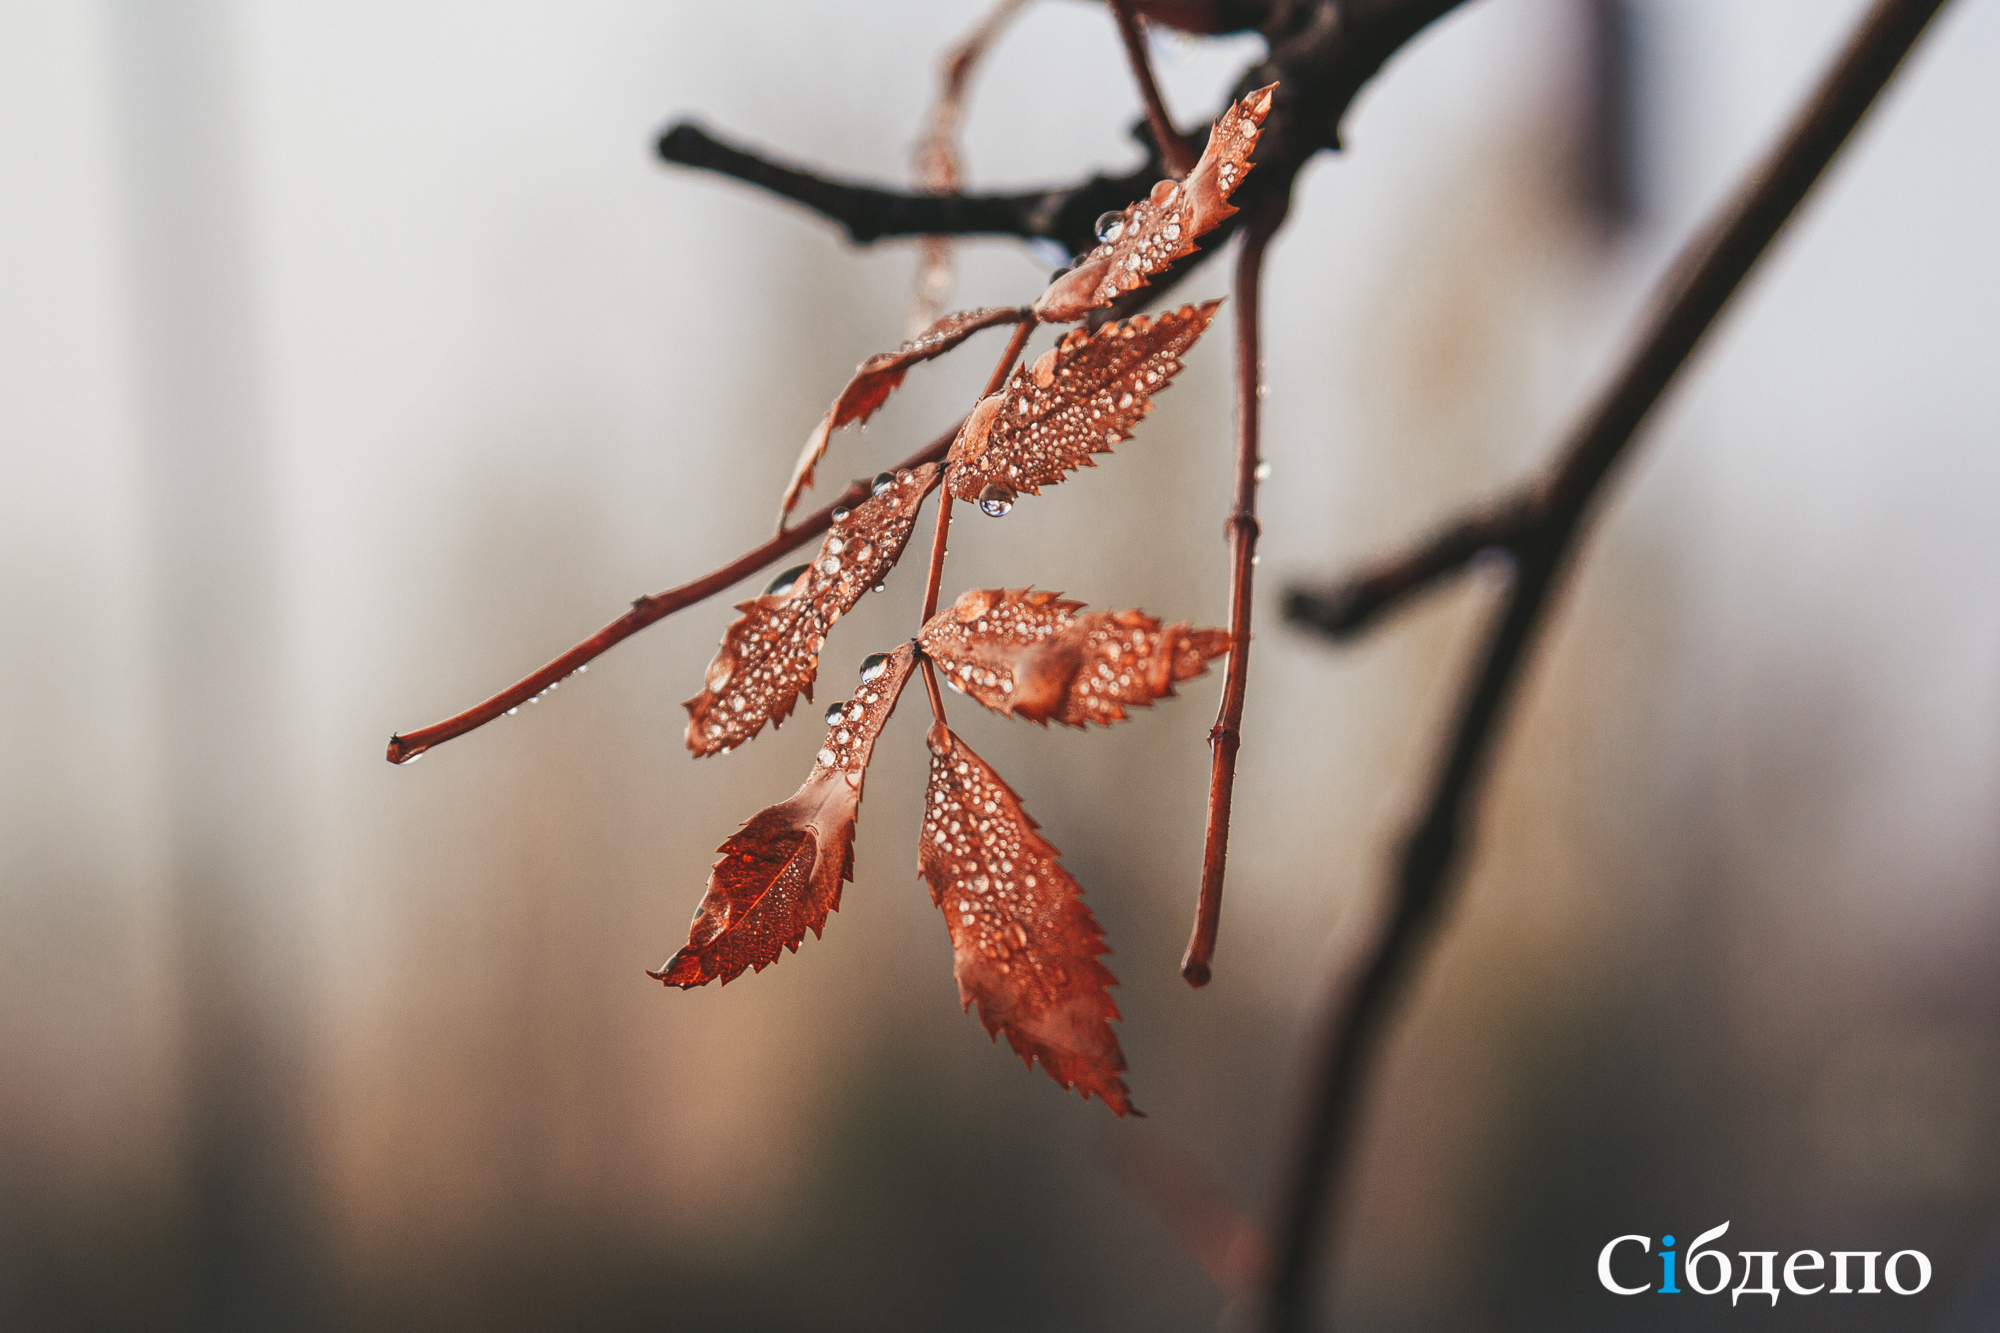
[859,652,890,683]
[871,472,896,496]
[764,563,810,598]
[976,483,1016,518]
[1094,211,1125,243]
[832,506,851,521]
[824,701,847,725]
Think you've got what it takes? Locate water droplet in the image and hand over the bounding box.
[825,537,844,556]
[825,701,847,726]
[764,563,809,597]
[1251,554,1262,566]
[1047,266,1072,284]
[576,664,587,673]
[1254,461,1272,482]
[1094,210,1125,243]
[871,472,895,495]
[507,707,519,716]
[831,506,851,522]
[872,583,886,594]
[399,750,424,764]
[859,653,890,683]
[817,748,836,767]
[976,483,1015,518]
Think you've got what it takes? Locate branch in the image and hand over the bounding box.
[658,121,1163,258]
[385,419,965,765]
[1108,0,1201,178]
[1184,198,1287,987]
[1265,0,1954,1326]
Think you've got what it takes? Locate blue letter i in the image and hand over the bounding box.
[1659,1236,1679,1294]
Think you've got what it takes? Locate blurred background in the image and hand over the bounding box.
[3,0,1998,1328]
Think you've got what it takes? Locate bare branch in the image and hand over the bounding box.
[1184,198,1286,987]
[385,419,964,765]
[657,121,1163,258]
[1265,0,1955,1326]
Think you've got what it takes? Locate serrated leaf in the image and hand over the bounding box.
[945,302,1218,506]
[920,588,1230,727]
[777,307,1029,526]
[919,722,1133,1114]
[1033,84,1274,323]
[654,643,918,988]
[686,463,936,756]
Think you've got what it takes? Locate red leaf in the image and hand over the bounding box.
[654,643,918,987]
[918,722,1134,1114]
[1033,84,1274,323]
[945,302,1218,507]
[777,306,1030,525]
[920,588,1230,727]
[685,463,936,756]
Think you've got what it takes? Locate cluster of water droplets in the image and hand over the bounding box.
[690,468,929,753]
[921,734,1048,978]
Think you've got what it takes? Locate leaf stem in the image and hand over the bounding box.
[385,420,965,765]
[1184,200,1285,987]
[919,321,1034,625]
[1107,0,1198,179]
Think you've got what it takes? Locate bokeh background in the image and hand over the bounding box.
[4,0,1998,1328]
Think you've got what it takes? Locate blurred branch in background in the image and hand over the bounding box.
[1274,0,1954,1326]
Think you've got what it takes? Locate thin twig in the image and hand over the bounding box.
[1265,0,1953,1326]
[1107,0,1199,178]
[385,419,965,765]
[911,0,1033,331]
[1184,200,1287,987]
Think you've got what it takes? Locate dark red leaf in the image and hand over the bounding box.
[946,303,1218,506]
[919,722,1133,1114]
[778,307,1030,525]
[1033,84,1274,323]
[654,643,918,987]
[685,463,936,756]
[920,587,1230,727]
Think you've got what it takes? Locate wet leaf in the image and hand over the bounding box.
[654,643,918,987]
[1034,84,1274,323]
[946,302,1218,505]
[919,722,1133,1114]
[778,307,1030,526]
[686,463,936,756]
[921,588,1230,726]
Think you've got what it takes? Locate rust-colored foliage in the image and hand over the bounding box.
[1034,84,1273,322]
[685,463,936,756]
[778,307,1029,526]
[918,722,1133,1114]
[920,588,1231,727]
[654,643,918,987]
[947,302,1219,506]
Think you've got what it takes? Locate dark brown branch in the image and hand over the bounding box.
[658,121,1164,258]
[1264,0,1953,1326]
[1184,199,1287,987]
[1108,0,1200,178]
[658,0,1475,278]
[1283,495,1536,638]
[384,419,965,765]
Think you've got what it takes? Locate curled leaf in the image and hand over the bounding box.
[1034,84,1274,323]
[686,463,936,756]
[921,588,1230,727]
[919,722,1133,1114]
[946,302,1218,505]
[778,307,1030,526]
[654,643,918,988]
